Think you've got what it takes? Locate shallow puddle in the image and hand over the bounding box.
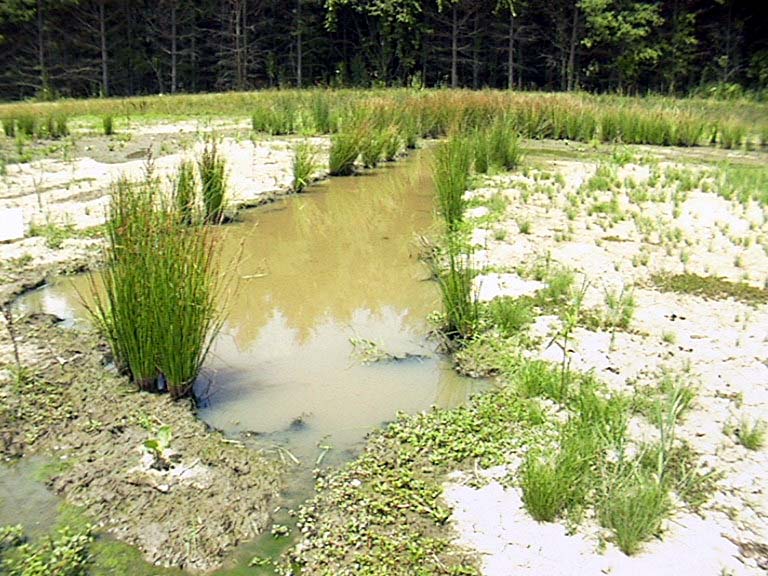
[0,457,60,536]
[17,149,483,532]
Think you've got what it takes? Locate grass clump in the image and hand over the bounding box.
[2,117,15,137]
[174,160,197,224]
[102,114,114,136]
[485,296,533,337]
[598,471,670,555]
[520,451,571,521]
[433,136,472,232]
[292,140,317,193]
[15,115,36,137]
[328,125,362,176]
[517,359,568,404]
[487,118,523,170]
[198,140,227,223]
[87,171,224,399]
[360,129,387,168]
[736,418,766,450]
[28,221,75,249]
[434,239,479,340]
[650,272,768,305]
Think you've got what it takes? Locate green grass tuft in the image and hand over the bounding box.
[292,141,317,193]
[198,140,227,224]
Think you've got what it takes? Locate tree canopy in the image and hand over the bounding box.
[0,0,765,100]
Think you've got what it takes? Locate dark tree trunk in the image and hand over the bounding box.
[296,0,302,87]
[37,0,48,96]
[507,8,515,90]
[567,2,579,91]
[170,1,177,93]
[99,0,109,96]
[451,4,458,88]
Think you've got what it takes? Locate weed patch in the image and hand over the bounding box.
[650,273,768,305]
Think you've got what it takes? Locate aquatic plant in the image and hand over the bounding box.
[328,125,361,176]
[292,140,317,193]
[431,236,479,340]
[433,135,471,232]
[198,140,227,223]
[174,159,198,224]
[102,114,114,136]
[87,171,223,399]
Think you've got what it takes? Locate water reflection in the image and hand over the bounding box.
[17,148,484,464]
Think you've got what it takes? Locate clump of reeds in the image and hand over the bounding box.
[328,124,362,176]
[198,140,227,223]
[360,129,387,168]
[174,160,197,223]
[16,115,36,137]
[433,135,471,232]
[431,236,479,340]
[487,117,522,170]
[44,114,68,139]
[311,92,334,133]
[718,122,746,149]
[2,118,15,138]
[292,141,317,193]
[87,171,223,400]
[102,115,114,136]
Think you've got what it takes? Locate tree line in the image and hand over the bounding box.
[0,0,765,101]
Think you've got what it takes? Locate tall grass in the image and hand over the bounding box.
[87,172,223,399]
[328,125,362,176]
[292,141,317,193]
[2,117,15,137]
[433,238,479,340]
[198,140,227,223]
[487,118,522,170]
[174,160,197,224]
[433,136,471,232]
[102,114,114,136]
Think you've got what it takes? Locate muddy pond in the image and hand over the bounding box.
[9,147,485,568]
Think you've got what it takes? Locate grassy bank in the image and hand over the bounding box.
[0,89,766,151]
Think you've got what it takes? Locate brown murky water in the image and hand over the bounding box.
[19,148,483,471]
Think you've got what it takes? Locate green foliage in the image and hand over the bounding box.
[598,471,669,555]
[28,221,75,249]
[0,525,25,551]
[486,118,523,170]
[360,128,387,168]
[86,172,223,399]
[517,360,568,404]
[16,115,36,137]
[1,526,92,576]
[650,272,768,305]
[102,115,114,136]
[328,124,362,176]
[433,238,479,340]
[292,140,317,192]
[198,140,227,223]
[433,135,471,232]
[520,451,572,521]
[716,163,768,205]
[737,418,766,451]
[2,117,15,137]
[485,296,533,337]
[174,160,197,224]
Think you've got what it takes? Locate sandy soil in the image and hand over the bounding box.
[447,146,768,574]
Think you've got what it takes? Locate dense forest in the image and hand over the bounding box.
[0,0,765,101]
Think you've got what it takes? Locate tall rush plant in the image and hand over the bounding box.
[87,171,224,399]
